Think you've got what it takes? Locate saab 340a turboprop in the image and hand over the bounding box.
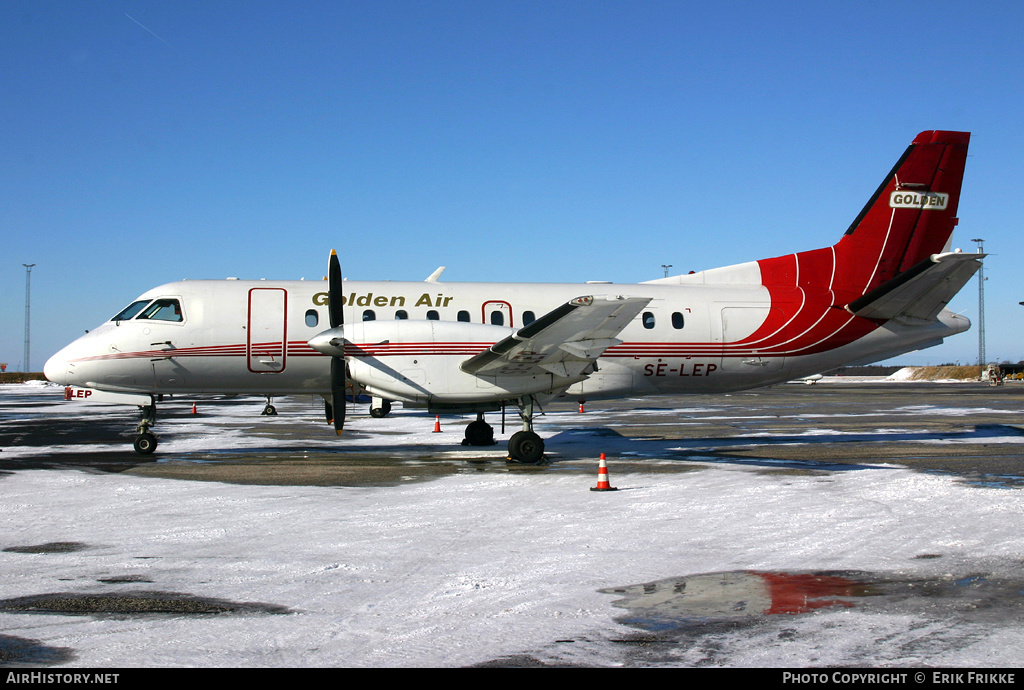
[45,130,981,462]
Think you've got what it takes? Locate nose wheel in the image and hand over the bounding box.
[133,403,158,455]
[134,432,157,455]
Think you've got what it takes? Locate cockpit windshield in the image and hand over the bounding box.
[137,299,184,322]
[111,298,184,323]
[112,300,151,321]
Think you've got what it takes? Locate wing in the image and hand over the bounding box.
[460,295,651,379]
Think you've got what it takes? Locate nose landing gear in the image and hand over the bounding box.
[133,402,158,455]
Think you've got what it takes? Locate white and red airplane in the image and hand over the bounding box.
[45,130,980,462]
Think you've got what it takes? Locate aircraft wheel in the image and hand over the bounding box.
[369,400,392,418]
[508,431,544,464]
[262,404,277,416]
[464,419,495,446]
[133,433,158,455]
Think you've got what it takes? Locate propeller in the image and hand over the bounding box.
[327,249,346,435]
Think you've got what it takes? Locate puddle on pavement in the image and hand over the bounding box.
[0,591,292,617]
[0,634,75,667]
[600,569,1024,632]
[3,542,89,554]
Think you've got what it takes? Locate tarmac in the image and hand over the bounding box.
[3,379,1024,489]
[2,379,1024,667]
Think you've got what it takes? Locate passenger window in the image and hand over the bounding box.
[523,311,536,326]
[137,299,184,322]
[395,310,408,320]
[457,310,470,322]
[642,312,656,329]
[490,311,504,326]
[112,300,151,321]
[671,312,684,329]
[426,310,439,320]
[305,309,319,328]
[362,310,376,321]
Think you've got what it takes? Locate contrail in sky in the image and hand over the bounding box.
[125,13,171,46]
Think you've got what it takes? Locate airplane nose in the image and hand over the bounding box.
[44,351,68,385]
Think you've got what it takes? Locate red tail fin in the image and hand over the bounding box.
[759,131,970,302]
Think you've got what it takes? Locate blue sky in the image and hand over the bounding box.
[3,0,1023,370]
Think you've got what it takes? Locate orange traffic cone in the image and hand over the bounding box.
[191,403,197,414]
[578,402,585,413]
[590,453,617,491]
[433,415,442,433]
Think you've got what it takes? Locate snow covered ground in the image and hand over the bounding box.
[1,382,1023,667]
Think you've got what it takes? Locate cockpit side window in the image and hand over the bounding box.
[136,298,184,322]
[112,300,151,321]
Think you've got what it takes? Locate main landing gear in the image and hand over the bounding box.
[508,429,544,464]
[508,396,545,464]
[458,397,545,464]
[369,397,392,418]
[324,397,392,424]
[462,413,496,447]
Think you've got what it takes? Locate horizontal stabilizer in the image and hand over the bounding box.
[846,252,983,321]
[460,295,651,378]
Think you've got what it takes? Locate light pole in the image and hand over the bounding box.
[661,264,673,278]
[23,263,35,372]
[971,239,985,366]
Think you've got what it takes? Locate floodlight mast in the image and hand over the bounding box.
[23,263,35,372]
[970,239,985,366]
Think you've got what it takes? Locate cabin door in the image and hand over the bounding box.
[248,288,288,373]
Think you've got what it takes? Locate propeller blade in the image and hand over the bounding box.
[331,355,346,435]
[328,250,347,435]
[328,249,344,329]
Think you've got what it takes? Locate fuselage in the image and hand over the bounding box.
[43,273,969,406]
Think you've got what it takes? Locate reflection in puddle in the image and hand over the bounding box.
[601,569,1024,632]
[600,571,873,630]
